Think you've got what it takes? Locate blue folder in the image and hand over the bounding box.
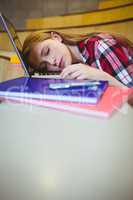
[0,77,108,104]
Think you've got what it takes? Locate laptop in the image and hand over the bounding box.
[0,13,30,76]
[0,12,59,76]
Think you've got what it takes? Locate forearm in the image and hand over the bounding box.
[84,67,126,87]
[101,71,127,88]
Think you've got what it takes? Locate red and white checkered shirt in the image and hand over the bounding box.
[78,33,133,87]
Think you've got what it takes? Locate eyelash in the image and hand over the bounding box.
[45,48,49,55]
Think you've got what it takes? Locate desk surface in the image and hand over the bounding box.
[0,51,133,200]
[0,101,133,200]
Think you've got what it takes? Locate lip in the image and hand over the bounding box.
[59,57,64,69]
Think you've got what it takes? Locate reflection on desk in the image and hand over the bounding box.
[0,101,133,200]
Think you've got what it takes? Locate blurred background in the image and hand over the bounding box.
[0,0,99,28]
[0,0,133,80]
[0,0,132,29]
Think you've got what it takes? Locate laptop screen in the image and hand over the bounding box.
[0,13,30,76]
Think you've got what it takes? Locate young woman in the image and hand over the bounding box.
[22,30,133,87]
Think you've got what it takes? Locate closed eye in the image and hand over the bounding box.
[41,47,49,57]
[46,48,49,55]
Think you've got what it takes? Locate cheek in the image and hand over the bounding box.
[53,42,72,65]
[56,43,69,56]
[64,50,72,65]
[61,46,72,64]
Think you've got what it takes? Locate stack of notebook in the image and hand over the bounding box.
[0,77,131,118]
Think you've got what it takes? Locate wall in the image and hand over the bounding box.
[26,4,133,29]
[99,0,133,9]
[0,0,99,29]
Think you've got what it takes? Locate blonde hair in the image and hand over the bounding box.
[22,30,96,57]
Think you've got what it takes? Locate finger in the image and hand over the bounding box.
[60,65,78,78]
[76,74,88,80]
[69,70,82,79]
[60,66,73,78]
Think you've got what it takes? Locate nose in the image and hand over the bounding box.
[44,56,56,66]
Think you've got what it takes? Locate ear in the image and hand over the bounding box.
[50,32,63,42]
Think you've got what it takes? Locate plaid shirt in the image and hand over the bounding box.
[78,33,133,87]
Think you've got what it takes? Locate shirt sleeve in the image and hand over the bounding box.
[95,38,133,87]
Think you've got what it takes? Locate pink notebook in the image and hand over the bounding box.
[1,86,132,118]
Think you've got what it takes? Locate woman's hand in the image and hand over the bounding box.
[60,63,125,87]
[60,63,103,80]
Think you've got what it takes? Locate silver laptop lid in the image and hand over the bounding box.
[0,13,30,77]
